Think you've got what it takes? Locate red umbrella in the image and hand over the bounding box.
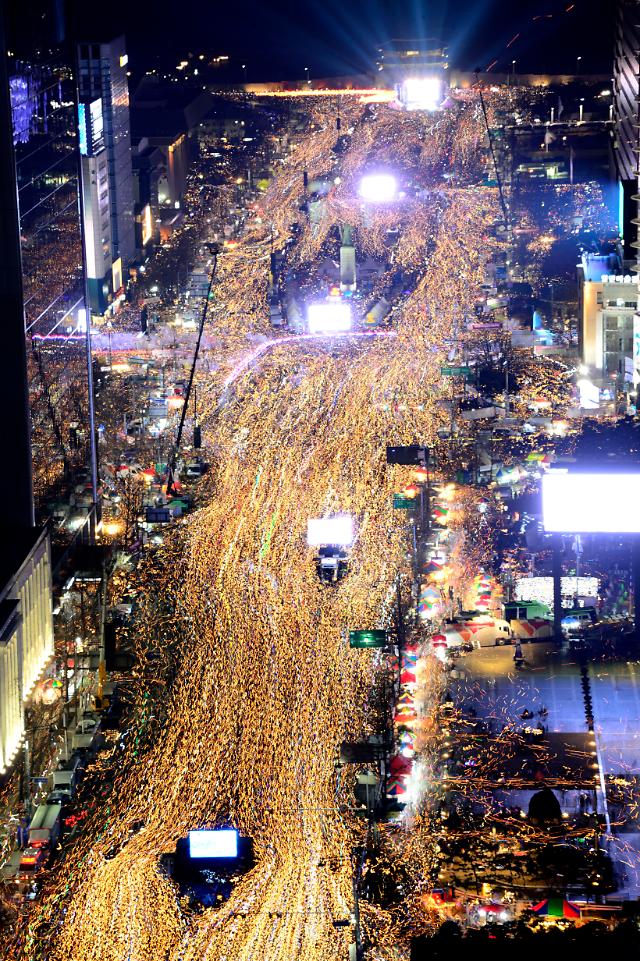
[389,754,413,775]
[400,670,417,685]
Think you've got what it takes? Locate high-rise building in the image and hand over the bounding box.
[77,36,136,278]
[78,95,113,312]
[3,0,97,537]
[0,2,63,776]
[613,0,640,257]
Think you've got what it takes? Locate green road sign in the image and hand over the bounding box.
[441,366,472,377]
[349,630,387,649]
[393,494,415,509]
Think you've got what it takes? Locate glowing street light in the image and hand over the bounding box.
[358,173,397,203]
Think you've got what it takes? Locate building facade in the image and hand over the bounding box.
[579,254,636,375]
[77,37,136,274]
[4,1,96,535]
[78,95,113,313]
[613,0,640,257]
[0,530,54,776]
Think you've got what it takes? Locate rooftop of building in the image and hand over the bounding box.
[0,526,46,597]
[580,251,621,282]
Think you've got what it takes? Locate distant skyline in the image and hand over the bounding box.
[92,0,612,81]
[12,0,614,82]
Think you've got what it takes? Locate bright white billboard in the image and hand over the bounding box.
[189,829,238,858]
[402,77,443,111]
[542,472,640,532]
[307,302,352,334]
[307,515,354,546]
[359,174,397,203]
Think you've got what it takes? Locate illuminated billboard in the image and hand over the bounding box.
[359,174,397,203]
[542,472,640,532]
[307,302,352,334]
[188,829,238,858]
[307,515,354,546]
[112,257,123,293]
[78,99,104,157]
[401,77,443,111]
[141,204,153,247]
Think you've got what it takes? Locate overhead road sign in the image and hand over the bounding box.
[349,630,387,649]
[441,366,472,377]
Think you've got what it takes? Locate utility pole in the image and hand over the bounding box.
[553,534,563,641]
[167,249,218,494]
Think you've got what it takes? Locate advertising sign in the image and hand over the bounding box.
[542,472,640,533]
[307,515,354,546]
[188,830,238,859]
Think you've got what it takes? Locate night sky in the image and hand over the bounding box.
[72,0,612,81]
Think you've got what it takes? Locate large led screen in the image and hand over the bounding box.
[188,829,238,859]
[307,302,352,334]
[542,472,640,533]
[307,515,354,546]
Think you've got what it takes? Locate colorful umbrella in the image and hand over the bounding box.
[394,708,417,725]
[389,755,413,776]
[531,899,580,919]
[386,778,408,796]
[400,670,417,685]
[397,692,414,707]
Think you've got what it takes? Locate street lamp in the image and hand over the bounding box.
[242,63,247,83]
[576,55,582,75]
[512,60,516,83]
[304,66,310,85]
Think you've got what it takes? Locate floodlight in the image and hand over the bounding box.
[307,302,352,334]
[402,77,443,111]
[359,173,397,203]
[542,472,640,533]
[307,515,354,546]
[188,829,238,858]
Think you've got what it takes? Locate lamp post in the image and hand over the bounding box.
[304,66,310,85]
[511,60,516,84]
[576,55,582,75]
[242,63,247,83]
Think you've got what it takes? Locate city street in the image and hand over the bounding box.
[2,19,640,961]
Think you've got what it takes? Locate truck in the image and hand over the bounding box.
[26,803,62,850]
[440,609,553,650]
[503,601,553,641]
[51,753,84,798]
[441,617,512,649]
[71,714,101,752]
